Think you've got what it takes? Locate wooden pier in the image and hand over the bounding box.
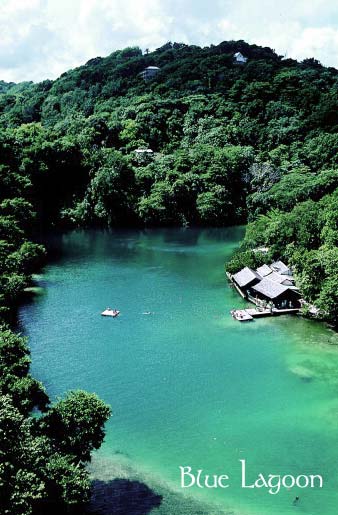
[231,307,300,322]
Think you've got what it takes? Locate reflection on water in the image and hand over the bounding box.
[19,228,338,515]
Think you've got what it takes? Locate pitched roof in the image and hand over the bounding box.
[252,278,289,299]
[233,52,248,61]
[256,264,272,277]
[268,271,293,284]
[270,260,290,274]
[232,267,261,288]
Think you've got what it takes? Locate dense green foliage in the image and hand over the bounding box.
[0,38,337,512]
[0,389,110,515]
[0,164,110,515]
[228,190,338,325]
[0,309,111,515]
[0,301,111,515]
[1,41,336,230]
[0,65,113,515]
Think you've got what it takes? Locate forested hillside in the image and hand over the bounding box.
[1,40,337,325]
[0,38,337,513]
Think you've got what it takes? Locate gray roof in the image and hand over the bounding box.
[256,264,272,277]
[270,260,290,274]
[268,271,293,284]
[252,278,289,299]
[233,267,261,288]
[145,66,160,70]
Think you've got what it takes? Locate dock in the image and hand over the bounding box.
[231,307,300,322]
[227,269,301,322]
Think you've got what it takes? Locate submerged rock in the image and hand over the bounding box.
[289,365,314,382]
[88,479,162,515]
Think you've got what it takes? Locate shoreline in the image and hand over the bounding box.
[20,229,338,515]
[87,452,248,515]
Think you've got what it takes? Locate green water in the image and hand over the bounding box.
[19,228,338,515]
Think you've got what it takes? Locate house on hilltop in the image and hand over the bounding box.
[140,66,160,80]
[233,52,248,64]
[135,148,153,154]
[133,148,154,164]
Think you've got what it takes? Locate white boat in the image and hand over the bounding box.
[101,308,120,317]
[230,309,253,321]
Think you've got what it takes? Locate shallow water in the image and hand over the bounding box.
[19,228,338,515]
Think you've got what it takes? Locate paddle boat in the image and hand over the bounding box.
[230,309,253,322]
[101,308,120,317]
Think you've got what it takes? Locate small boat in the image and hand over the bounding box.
[101,308,120,317]
[230,309,253,322]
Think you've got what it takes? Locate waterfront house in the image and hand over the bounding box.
[134,148,154,164]
[232,267,261,290]
[256,264,294,285]
[270,260,292,276]
[267,271,294,287]
[252,278,301,308]
[233,52,248,64]
[256,264,273,277]
[140,66,160,80]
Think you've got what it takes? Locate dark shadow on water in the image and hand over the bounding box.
[300,376,313,383]
[87,479,162,515]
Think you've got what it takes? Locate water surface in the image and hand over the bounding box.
[19,228,338,515]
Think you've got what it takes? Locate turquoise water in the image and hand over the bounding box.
[19,228,338,515]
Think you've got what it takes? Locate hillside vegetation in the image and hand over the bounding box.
[1,40,337,324]
[0,38,337,513]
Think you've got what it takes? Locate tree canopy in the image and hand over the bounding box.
[0,38,337,513]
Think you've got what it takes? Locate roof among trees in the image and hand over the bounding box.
[252,277,290,298]
[233,266,260,287]
[256,264,272,276]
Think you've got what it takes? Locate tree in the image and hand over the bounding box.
[39,390,111,462]
[0,395,46,515]
[90,150,136,225]
[0,327,49,414]
[0,394,97,515]
[197,187,230,225]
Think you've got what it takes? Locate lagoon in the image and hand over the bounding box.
[19,228,338,515]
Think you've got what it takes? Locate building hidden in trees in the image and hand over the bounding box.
[233,52,248,64]
[140,66,160,80]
